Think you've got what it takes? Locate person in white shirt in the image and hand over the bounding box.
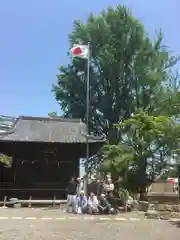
[104,178,114,194]
[76,177,84,195]
[88,192,99,214]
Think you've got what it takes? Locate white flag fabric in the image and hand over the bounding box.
[69,44,89,59]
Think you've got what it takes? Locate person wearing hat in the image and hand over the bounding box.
[76,177,84,195]
[76,190,88,214]
[98,193,114,214]
[88,192,99,214]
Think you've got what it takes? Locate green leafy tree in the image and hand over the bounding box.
[53,5,179,143]
[0,153,12,167]
[101,144,135,182]
[48,112,58,117]
[101,112,180,196]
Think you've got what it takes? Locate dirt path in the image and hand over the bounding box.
[0,208,179,240]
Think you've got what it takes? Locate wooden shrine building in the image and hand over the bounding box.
[0,115,104,200]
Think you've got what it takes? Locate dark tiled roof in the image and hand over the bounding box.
[0,116,103,143]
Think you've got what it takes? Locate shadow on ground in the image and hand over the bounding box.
[170,221,180,228]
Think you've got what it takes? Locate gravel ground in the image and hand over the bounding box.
[0,208,179,240]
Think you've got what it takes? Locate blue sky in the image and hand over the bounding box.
[0,0,179,117]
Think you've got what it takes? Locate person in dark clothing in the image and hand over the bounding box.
[66,177,77,213]
[88,179,105,197]
[106,191,119,213]
[98,179,105,197]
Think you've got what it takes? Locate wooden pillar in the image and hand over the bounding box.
[53,196,56,207]
[3,196,7,207]
[28,196,32,208]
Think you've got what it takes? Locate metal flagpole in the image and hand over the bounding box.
[86,42,90,141]
[84,42,90,194]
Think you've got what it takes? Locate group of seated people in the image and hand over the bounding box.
[76,191,116,214]
[66,176,117,215]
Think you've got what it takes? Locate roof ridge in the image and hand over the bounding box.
[19,116,83,123]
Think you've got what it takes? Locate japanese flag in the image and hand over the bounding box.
[169,178,175,185]
[69,44,89,59]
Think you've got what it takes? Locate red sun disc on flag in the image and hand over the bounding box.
[73,47,82,55]
[169,178,175,185]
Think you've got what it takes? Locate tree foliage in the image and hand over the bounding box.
[100,112,180,194]
[48,111,58,117]
[0,153,12,167]
[52,4,180,194]
[53,5,179,144]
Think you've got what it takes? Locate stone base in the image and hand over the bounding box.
[145,210,180,220]
[139,201,148,211]
[147,192,178,205]
[145,210,159,219]
[155,204,180,212]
